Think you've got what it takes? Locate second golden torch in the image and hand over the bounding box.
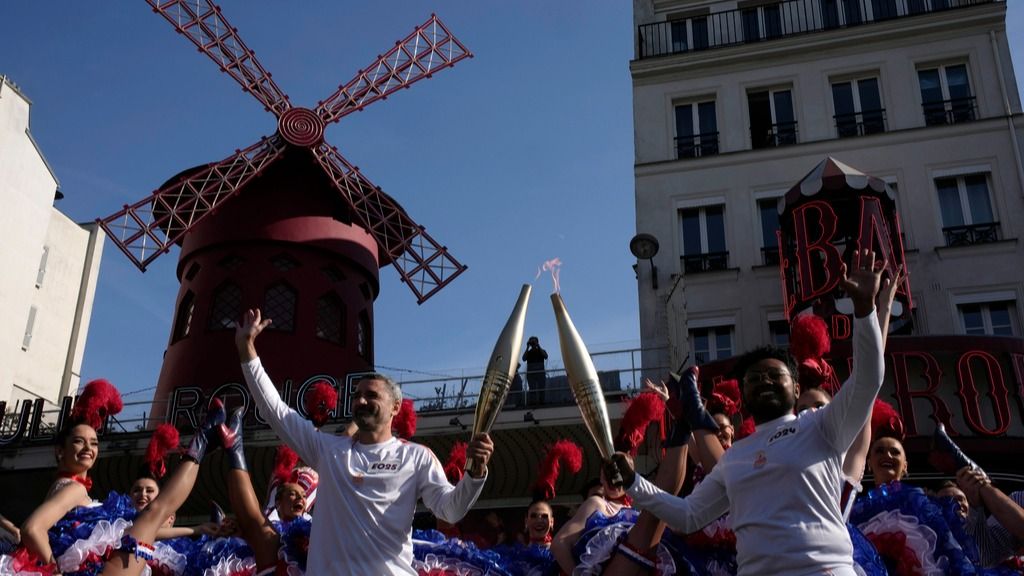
[551,293,616,465]
[466,284,532,475]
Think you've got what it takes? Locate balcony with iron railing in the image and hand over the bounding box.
[681,251,730,274]
[751,121,799,149]
[675,132,720,159]
[761,246,782,266]
[637,0,997,60]
[942,222,1001,247]
[0,347,665,443]
[923,96,978,126]
[835,109,887,137]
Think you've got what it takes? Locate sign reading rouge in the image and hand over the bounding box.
[777,157,912,333]
[699,335,1024,444]
[0,371,374,448]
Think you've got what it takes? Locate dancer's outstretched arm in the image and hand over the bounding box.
[21,482,88,566]
[552,496,606,574]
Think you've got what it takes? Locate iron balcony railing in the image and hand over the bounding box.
[835,108,887,137]
[761,246,782,266]
[637,0,997,60]
[681,251,730,274]
[751,121,799,149]
[943,222,1001,247]
[923,96,978,126]
[0,346,669,443]
[675,132,720,159]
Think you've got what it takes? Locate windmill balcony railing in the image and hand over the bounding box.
[681,251,730,274]
[637,0,997,60]
[752,121,799,149]
[942,222,1001,247]
[923,96,978,126]
[835,109,887,137]
[675,133,720,159]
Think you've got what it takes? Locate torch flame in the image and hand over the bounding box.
[536,258,562,293]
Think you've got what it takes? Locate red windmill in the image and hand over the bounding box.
[97,1,471,425]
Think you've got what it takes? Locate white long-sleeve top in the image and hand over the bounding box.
[241,358,486,575]
[629,311,884,576]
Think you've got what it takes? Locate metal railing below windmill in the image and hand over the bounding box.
[0,346,671,440]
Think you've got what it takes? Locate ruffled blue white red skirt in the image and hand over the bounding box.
[573,504,741,569]
[0,491,261,576]
[186,536,256,576]
[488,542,556,576]
[851,481,1018,576]
[0,492,137,576]
[412,529,512,575]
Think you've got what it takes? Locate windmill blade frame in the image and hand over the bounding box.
[97,136,287,271]
[312,144,467,303]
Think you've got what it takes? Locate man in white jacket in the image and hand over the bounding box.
[236,308,494,575]
[607,249,886,576]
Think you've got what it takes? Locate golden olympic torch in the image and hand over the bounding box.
[551,293,618,475]
[466,284,532,475]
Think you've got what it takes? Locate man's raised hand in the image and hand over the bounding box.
[839,248,884,318]
[236,308,272,361]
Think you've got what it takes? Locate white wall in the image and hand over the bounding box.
[0,77,104,407]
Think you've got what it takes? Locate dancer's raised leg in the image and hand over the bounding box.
[605,369,708,575]
[221,407,281,568]
[101,400,225,576]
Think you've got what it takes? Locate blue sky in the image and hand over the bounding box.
[2,2,1022,408]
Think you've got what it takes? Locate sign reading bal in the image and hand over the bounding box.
[777,157,912,336]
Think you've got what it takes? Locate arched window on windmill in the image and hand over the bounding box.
[208,281,242,330]
[357,310,371,360]
[315,292,345,345]
[173,290,196,342]
[264,281,297,332]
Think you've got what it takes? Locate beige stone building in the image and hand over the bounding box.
[0,75,104,409]
[630,0,1024,373]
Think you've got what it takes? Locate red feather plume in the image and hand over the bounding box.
[443,441,468,484]
[71,379,124,430]
[273,445,300,485]
[531,439,584,501]
[790,314,840,391]
[713,378,741,405]
[736,416,757,440]
[789,314,831,362]
[303,380,337,428]
[144,424,180,479]
[707,393,738,418]
[707,378,741,418]
[392,399,417,440]
[615,392,665,455]
[871,399,905,441]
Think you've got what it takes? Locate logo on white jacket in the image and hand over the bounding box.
[766,425,798,446]
[367,459,402,474]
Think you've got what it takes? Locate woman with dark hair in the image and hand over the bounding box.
[9,379,124,574]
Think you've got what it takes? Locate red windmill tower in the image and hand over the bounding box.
[97,1,471,425]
